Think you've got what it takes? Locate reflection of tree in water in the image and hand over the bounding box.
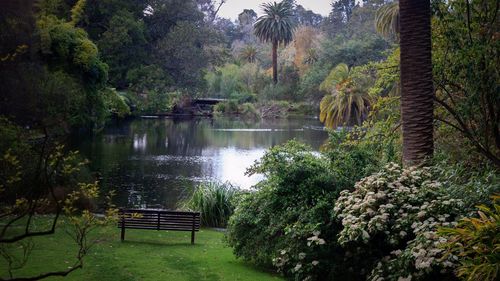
[72,117,328,209]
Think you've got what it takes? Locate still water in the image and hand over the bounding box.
[74,117,328,209]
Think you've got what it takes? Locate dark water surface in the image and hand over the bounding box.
[73,117,327,209]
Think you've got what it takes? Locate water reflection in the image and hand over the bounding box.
[133,134,147,151]
[73,117,327,209]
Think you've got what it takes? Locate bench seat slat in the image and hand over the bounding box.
[118,226,199,232]
[118,223,200,229]
[121,213,200,217]
[120,221,200,226]
[118,222,200,228]
[121,209,200,216]
[120,219,200,225]
[121,216,200,221]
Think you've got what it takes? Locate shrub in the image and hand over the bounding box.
[239,103,260,119]
[214,101,260,119]
[102,88,131,118]
[433,160,500,209]
[260,83,290,101]
[230,91,258,103]
[334,163,467,281]
[213,102,226,115]
[180,181,239,228]
[226,140,380,280]
[438,195,500,281]
[204,63,267,101]
[205,64,245,98]
[288,102,316,116]
[131,90,186,115]
[299,64,330,103]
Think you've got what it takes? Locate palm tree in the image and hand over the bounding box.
[240,45,257,63]
[254,1,295,83]
[399,0,433,165]
[319,63,372,129]
[303,48,318,65]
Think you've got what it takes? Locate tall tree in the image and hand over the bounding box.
[399,0,433,165]
[293,25,321,74]
[293,5,323,26]
[331,0,356,23]
[325,0,356,35]
[254,1,296,83]
[237,9,258,43]
[238,9,257,25]
[197,0,226,22]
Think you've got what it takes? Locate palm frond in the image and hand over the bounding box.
[375,2,399,41]
[319,63,350,92]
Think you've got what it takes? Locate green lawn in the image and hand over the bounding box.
[4,223,281,281]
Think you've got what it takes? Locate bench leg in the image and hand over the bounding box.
[191,213,196,244]
[121,225,125,241]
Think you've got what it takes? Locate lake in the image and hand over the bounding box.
[73,117,328,209]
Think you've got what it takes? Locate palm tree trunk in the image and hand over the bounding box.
[272,41,278,84]
[399,0,434,166]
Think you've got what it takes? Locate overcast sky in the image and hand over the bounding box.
[218,0,332,21]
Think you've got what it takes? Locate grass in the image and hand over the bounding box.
[3,222,282,281]
[180,182,240,228]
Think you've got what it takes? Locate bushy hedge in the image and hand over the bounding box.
[226,139,379,280]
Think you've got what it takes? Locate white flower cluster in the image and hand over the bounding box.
[273,249,290,270]
[307,230,326,246]
[334,163,465,280]
[272,230,325,279]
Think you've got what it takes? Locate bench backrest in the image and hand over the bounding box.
[119,209,201,232]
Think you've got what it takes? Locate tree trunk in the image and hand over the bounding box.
[399,0,434,166]
[272,41,278,84]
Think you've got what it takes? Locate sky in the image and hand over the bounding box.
[218,0,332,21]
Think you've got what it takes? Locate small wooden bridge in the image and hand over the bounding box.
[191,98,227,106]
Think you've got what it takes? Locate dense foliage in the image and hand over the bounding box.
[226,139,380,280]
[438,195,499,281]
[1,0,110,132]
[432,0,500,166]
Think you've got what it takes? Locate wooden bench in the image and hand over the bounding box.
[118,209,201,244]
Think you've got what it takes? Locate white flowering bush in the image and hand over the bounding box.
[272,230,328,280]
[334,163,466,281]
